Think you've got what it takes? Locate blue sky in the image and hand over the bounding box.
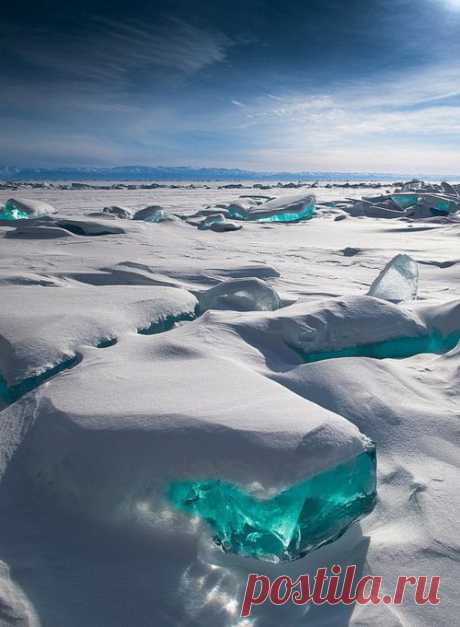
[2,0,460,173]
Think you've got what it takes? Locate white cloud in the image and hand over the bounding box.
[4,17,233,88]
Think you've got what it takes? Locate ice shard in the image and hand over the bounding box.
[389,193,419,209]
[368,254,418,303]
[227,194,315,223]
[0,198,57,219]
[0,204,30,220]
[168,446,376,562]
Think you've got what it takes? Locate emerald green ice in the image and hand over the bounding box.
[301,329,460,364]
[228,199,315,223]
[167,447,376,562]
[0,200,29,220]
[390,194,419,208]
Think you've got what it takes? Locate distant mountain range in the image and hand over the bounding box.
[0,164,455,182]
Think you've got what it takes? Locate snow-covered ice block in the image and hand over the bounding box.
[227,193,315,223]
[133,206,173,222]
[0,328,374,562]
[209,220,242,232]
[368,254,419,304]
[197,213,226,229]
[0,285,198,384]
[54,218,126,236]
[5,224,74,239]
[102,206,133,219]
[198,278,280,313]
[0,198,57,220]
[201,295,428,367]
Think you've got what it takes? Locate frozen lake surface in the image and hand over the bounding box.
[0,181,459,626]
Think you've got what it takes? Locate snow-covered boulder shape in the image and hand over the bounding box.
[368,254,419,304]
[227,193,315,223]
[209,219,242,232]
[4,224,74,239]
[133,206,172,222]
[197,213,226,229]
[199,278,280,313]
[197,213,242,232]
[0,198,57,220]
[54,218,125,236]
[102,206,133,219]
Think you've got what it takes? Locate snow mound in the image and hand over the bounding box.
[1,332,371,530]
[198,278,281,313]
[5,224,74,239]
[204,296,426,362]
[0,285,198,384]
[208,219,242,232]
[55,218,126,236]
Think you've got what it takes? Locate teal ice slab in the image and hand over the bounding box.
[301,330,460,364]
[228,199,315,223]
[137,310,197,335]
[390,194,418,208]
[168,447,376,562]
[0,201,30,220]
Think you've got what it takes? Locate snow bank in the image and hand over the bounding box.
[0,285,198,384]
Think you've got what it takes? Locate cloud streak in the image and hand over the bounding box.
[2,17,233,90]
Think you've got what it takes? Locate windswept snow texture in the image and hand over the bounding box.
[1,180,460,627]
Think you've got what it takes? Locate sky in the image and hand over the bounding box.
[2,0,460,173]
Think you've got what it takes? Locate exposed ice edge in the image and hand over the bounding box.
[1,342,373,528]
[0,286,199,385]
[2,291,460,513]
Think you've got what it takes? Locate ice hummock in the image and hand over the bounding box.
[227,193,315,222]
[168,446,376,562]
[368,254,419,303]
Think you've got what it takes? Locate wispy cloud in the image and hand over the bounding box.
[2,17,233,90]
